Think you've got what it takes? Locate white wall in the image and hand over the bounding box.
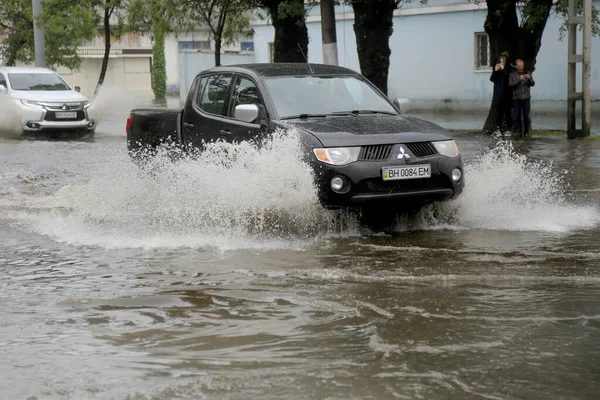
[252,1,600,112]
[165,30,255,93]
[165,33,181,92]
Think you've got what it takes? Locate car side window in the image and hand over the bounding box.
[0,74,7,88]
[198,74,232,116]
[193,76,209,110]
[229,76,262,117]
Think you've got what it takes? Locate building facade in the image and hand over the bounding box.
[251,0,600,113]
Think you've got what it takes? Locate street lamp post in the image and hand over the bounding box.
[32,0,46,68]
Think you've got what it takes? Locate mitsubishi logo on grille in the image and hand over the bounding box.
[397,146,411,159]
[61,104,67,110]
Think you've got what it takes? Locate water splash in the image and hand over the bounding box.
[4,134,599,249]
[0,95,23,139]
[407,139,600,233]
[87,85,149,136]
[13,129,360,250]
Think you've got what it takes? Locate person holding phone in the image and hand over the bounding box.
[489,54,514,133]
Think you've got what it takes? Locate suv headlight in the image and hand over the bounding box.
[82,101,91,109]
[21,99,43,107]
[313,147,361,165]
[432,140,460,158]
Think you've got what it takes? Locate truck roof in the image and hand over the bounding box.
[203,63,360,77]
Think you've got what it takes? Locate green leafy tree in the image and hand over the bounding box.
[88,0,132,94]
[127,0,193,101]
[151,0,167,101]
[186,0,254,67]
[0,0,98,69]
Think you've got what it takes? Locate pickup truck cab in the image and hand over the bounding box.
[127,63,464,211]
[0,67,95,137]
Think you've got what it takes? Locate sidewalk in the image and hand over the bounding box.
[409,111,593,133]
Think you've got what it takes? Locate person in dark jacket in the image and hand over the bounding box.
[490,54,514,133]
[509,59,535,138]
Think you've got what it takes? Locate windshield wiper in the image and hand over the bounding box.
[281,113,329,120]
[332,110,397,116]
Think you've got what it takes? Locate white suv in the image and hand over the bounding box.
[0,67,95,136]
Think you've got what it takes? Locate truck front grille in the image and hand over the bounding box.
[358,144,393,161]
[404,142,438,158]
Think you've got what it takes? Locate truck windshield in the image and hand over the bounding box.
[8,73,71,91]
[264,75,398,119]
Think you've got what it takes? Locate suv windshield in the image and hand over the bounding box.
[8,73,71,91]
[264,75,397,119]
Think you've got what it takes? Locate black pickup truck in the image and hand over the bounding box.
[126,63,465,212]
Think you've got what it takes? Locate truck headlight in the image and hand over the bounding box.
[432,140,460,158]
[21,99,43,108]
[313,147,361,165]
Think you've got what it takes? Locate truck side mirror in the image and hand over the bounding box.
[393,97,409,114]
[0,84,7,93]
[234,104,260,124]
[74,85,81,92]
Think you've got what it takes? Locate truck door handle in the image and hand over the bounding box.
[183,122,194,131]
[220,129,231,135]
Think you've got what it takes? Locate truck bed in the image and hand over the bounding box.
[127,108,183,155]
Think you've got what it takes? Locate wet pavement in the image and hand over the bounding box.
[1,105,600,399]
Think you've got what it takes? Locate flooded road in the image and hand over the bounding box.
[1,110,600,399]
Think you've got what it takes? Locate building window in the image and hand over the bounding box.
[241,42,254,52]
[475,32,492,70]
[178,40,211,50]
[268,42,274,63]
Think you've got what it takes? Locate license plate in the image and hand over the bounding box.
[382,164,431,181]
[55,112,77,119]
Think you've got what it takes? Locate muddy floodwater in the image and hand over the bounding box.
[1,108,600,399]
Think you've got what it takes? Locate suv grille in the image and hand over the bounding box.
[404,142,438,158]
[358,144,393,161]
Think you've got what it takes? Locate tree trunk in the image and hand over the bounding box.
[214,34,222,66]
[214,10,228,67]
[482,0,554,133]
[96,6,112,95]
[266,0,308,62]
[351,0,396,95]
[152,20,166,101]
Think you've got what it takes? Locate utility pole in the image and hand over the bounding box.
[32,0,46,68]
[320,0,338,65]
[567,0,591,138]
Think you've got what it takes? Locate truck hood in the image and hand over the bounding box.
[9,90,89,103]
[281,114,453,147]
